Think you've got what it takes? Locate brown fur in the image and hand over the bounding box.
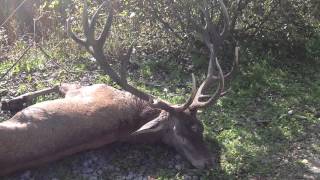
[0,84,156,176]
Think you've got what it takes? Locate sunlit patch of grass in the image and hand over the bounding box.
[194,56,320,177]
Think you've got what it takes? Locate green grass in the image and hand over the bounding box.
[1,45,319,179]
[199,59,320,178]
[137,57,320,179]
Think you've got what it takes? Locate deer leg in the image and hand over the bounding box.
[1,83,86,114]
[1,85,61,114]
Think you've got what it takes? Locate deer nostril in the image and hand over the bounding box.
[193,162,205,169]
[191,158,215,169]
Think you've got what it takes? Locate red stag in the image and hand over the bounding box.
[0,0,238,176]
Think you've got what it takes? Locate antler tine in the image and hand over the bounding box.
[189,54,225,110]
[120,45,134,84]
[207,44,216,77]
[82,0,90,37]
[67,18,87,48]
[88,1,108,43]
[218,0,230,38]
[173,74,197,112]
[68,0,109,53]
[97,3,114,48]
[199,0,229,50]
[210,45,239,80]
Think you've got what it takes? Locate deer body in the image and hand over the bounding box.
[0,84,156,176]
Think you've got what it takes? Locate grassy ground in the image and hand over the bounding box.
[0,42,319,179]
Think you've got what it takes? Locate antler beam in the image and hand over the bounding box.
[68,0,237,113]
[67,0,181,112]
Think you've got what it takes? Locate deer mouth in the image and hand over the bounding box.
[185,153,216,169]
[173,139,215,169]
[191,157,216,169]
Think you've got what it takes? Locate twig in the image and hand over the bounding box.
[0,45,32,82]
[1,85,60,113]
[148,1,184,41]
[16,85,60,101]
[0,0,29,28]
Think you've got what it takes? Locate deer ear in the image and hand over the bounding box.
[132,117,165,135]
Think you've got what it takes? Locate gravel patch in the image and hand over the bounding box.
[3,143,212,180]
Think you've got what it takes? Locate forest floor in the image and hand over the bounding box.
[0,43,319,179]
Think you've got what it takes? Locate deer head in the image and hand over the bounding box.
[68,0,238,169]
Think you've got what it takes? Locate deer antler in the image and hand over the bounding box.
[68,0,178,112]
[68,0,237,113]
[154,0,238,112]
[183,0,239,111]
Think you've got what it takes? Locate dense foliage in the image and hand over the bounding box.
[1,0,319,64]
